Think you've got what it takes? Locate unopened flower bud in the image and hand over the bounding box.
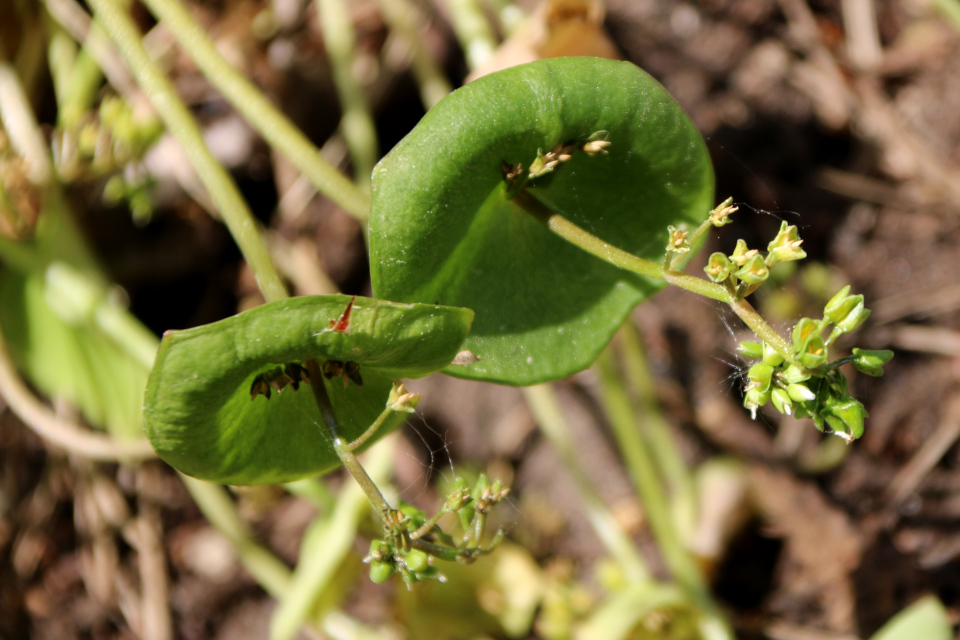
[762,342,784,367]
[786,382,816,403]
[738,341,763,359]
[744,385,771,419]
[824,286,870,334]
[404,549,430,573]
[748,362,774,393]
[369,560,395,584]
[822,398,866,441]
[771,387,793,416]
[781,364,811,385]
[850,348,893,377]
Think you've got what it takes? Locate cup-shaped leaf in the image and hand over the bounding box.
[369,58,714,385]
[144,295,472,484]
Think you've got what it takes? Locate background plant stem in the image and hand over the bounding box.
[139,0,370,221]
[522,384,649,584]
[594,350,733,640]
[616,325,698,540]
[88,0,288,302]
[179,475,294,598]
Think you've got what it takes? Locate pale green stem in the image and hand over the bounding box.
[617,324,698,540]
[346,404,396,451]
[283,478,336,513]
[316,0,379,190]
[47,18,106,130]
[304,359,395,524]
[0,62,53,184]
[88,0,288,302]
[445,0,498,70]
[179,475,293,598]
[375,0,453,109]
[522,385,649,583]
[133,0,370,222]
[593,350,732,639]
[271,437,395,640]
[48,31,78,108]
[514,189,794,361]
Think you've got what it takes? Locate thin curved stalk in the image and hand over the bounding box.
[514,189,794,360]
[138,0,370,221]
[179,475,293,598]
[271,436,395,640]
[88,0,288,302]
[617,323,697,539]
[594,350,732,639]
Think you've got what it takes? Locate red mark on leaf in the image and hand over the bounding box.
[329,296,356,333]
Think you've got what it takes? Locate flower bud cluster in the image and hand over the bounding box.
[364,474,509,587]
[738,291,892,442]
[366,538,442,585]
[52,95,164,223]
[502,132,611,197]
[704,221,807,298]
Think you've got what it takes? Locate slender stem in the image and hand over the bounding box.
[0,63,53,184]
[271,436,395,640]
[515,189,795,360]
[726,295,793,359]
[617,325,698,540]
[594,350,732,639]
[346,404,395,451]
[303,359,395,523]
[138,0,369,222]
[515,190,670,284]
[90,0,290,302]
[283,478,336,513]
[522,384,649,583]
[43,0,141,102]
[179,474,293,598]
[316,0,379,190]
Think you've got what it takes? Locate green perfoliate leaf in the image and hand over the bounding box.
[144,295,472,485]
[369,57,714,385]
